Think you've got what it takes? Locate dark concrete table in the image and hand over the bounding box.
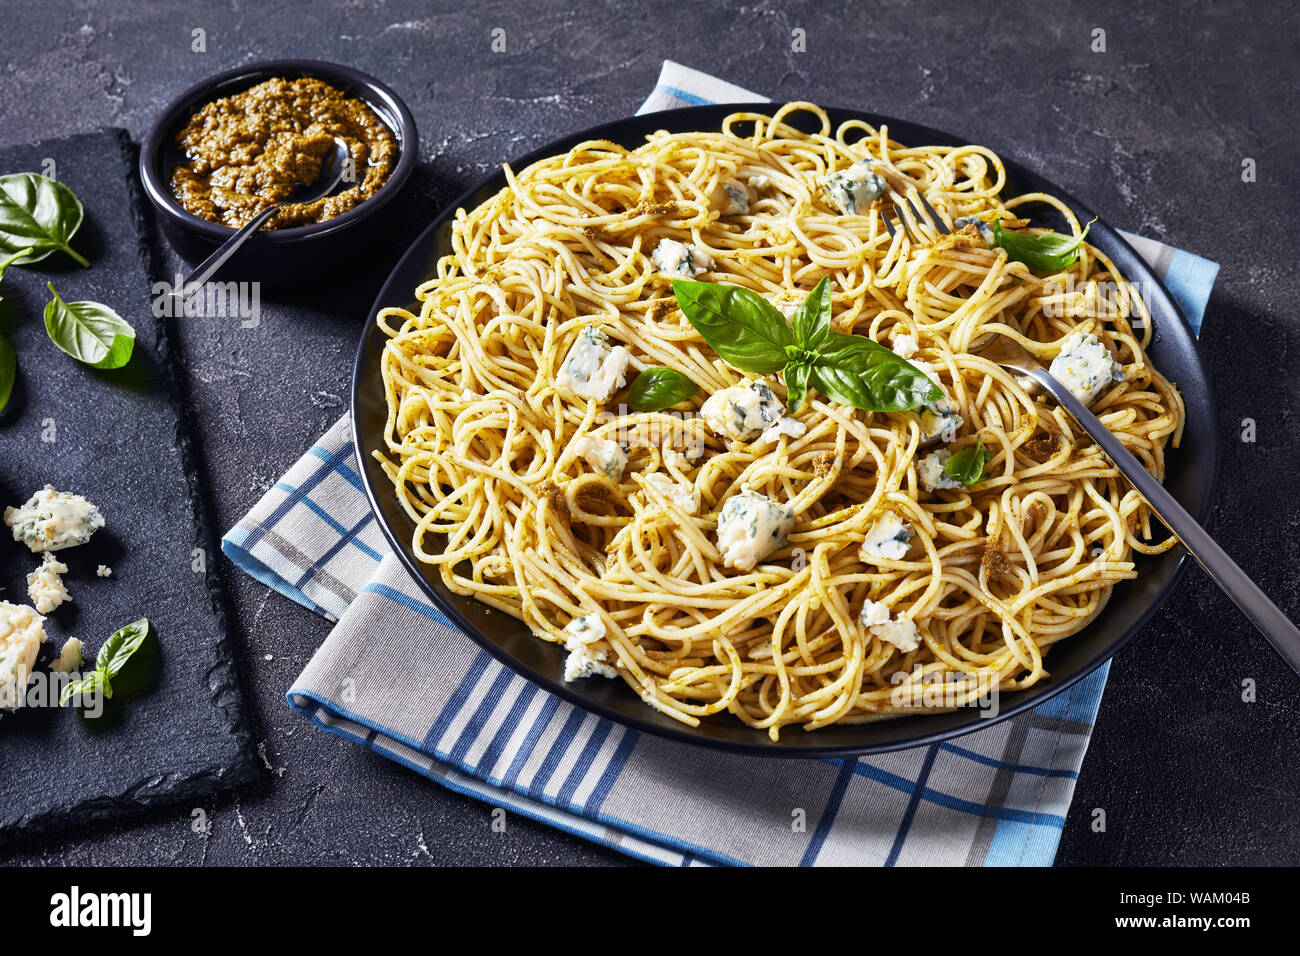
[2,0,1297,866]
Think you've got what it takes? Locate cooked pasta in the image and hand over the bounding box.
[374,101,1183,739]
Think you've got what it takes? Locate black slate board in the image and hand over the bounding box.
[0,129,257,837]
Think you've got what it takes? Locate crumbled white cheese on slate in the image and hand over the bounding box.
[1049,332,1125,405]
[643,473,698,515]
[954,215,995,245]
[715,179,750,214]
[96,565,112,578]
[716,490,794,571]
[571,435,628,480]
[52,637,83,674]
[860,512,914,563]
[700,381,783,442]
[562,613,617,681]
[556,326,632,401]
[823,158,887,214]
[5,485,104,553]
[918,449,963,491]
[0,601,46,710]
[26,553,70,614]
[651,238,712,277]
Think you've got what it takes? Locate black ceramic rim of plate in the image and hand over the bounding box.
[350,103,1219,757]
[138,58,419,246]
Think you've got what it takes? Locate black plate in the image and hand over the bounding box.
[351,104,1218,757]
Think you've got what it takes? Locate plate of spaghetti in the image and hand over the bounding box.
[352,103,1216,755]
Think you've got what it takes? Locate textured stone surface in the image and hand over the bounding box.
[1,0,1297,866]
[0,130,258,837]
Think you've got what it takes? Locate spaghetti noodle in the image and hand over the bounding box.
[374,102,1183,739]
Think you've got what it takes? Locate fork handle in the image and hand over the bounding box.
[1024,367,1300,675]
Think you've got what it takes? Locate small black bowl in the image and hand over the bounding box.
[139,59,418,285]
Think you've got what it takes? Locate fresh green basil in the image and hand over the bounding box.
[0,248,25,413]
[992,217,1096,273]
[627,366,699,411]
[944,436,989,485]
[790,276,832,353]
[671,280,795,373]
[97,618,150,680]
[59,670,105,706]
[783,359,811,414]
[43,282,135,369]
[672,278,939,414]
[807,333,941,412]
[0,334,14,413]
[59,618,151,706]
[0,173,90,267]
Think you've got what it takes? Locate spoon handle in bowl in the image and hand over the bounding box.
[177,204,281,301]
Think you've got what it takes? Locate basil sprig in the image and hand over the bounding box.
[992,217,1097,273]
[60,618,151,706]
[627,366,699,411]
[43,282,135,369]
[672,276,939,414]
[0,248,29,412]
[943,436,989,485]
[0,173,89,267]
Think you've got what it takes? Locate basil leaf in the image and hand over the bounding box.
[43,282,135,369]
[0,334,14,413]
[59,670,104,706]
[790,276,832,352]
[992,217,1096,273]
[627,366,699,411]
[0,246,31,293]
[784,359,810,413]
[944,436,989,485]
[672,280,795,374]
[807,333,941,412]
[0,173,89,267]
[96,618,151,680]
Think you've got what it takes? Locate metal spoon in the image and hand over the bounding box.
[977,333,1300,675]
[176,136,350,301]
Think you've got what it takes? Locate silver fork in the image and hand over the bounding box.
[876,167,951,243]
[887,189,1300,672]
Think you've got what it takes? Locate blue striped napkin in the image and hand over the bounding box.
[222,61,1219,867]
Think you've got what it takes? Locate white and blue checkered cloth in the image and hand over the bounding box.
[222,62,1219,866]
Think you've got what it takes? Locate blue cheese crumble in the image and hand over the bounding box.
[0,601,46,710]
[562,613,617,681]
[860,512,913,563]
[701,382,783,442]
[954,215,995,245]
[891,336,963,444]
[1049,332,1125,405]
[571,435,628,480]
[716,490,794,571]
[52,637,83,674]
[5,485,104,553]
[714,179,750,214]
[859,599,922,652]
[823,158,886,215]
[643,473,698,514]
[918,449,962,491]
[27,553,70,614]
[651,238,712,277]
[556,326,632,401]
